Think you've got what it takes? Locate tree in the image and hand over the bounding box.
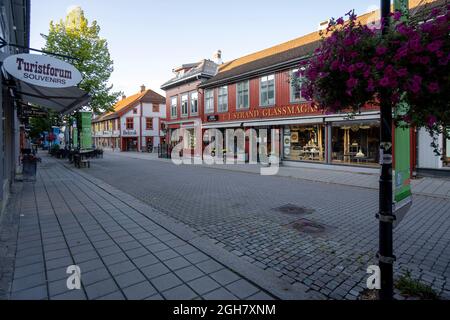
[29,111,61,140]
[42,6,120,115]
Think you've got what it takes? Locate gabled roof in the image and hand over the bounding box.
[93,89,165,123]
[161,59,219,90]
[201,0,442,88]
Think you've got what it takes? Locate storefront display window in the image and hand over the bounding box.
[331,121,380,166]
[283,124,325,162]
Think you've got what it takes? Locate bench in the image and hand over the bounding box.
[80,159,90,168]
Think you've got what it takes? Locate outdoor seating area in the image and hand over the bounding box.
[48,146,104,169]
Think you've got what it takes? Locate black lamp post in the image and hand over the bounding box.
[378,0,395,300]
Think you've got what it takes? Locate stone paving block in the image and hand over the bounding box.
[126,247,149,259]
[184,251,210,264]
[154,249,179,261]
[175,265,205,282]
[164,257,191,271]
[226,279,260,299]
[151,273,183,292]
[114,269,146,288]
[147,243,170,253]
[247,291,275,300]
[85,278,119,300]
[188,276,221,295]
[73,250,100,264]
[132,254,159,269]
[196,260,224,274]
[96,244,122,256]
[203,288,239,300]
[162,284,197,300]
[122,281,157,300]
[102,252,129,265]
[46,256,74,271]
[52,289,87,300]
[78,258,105,273]
[12,272,46,293]
[10,285,47,300]
[14,253,44,268]
[107,260,136,276]
[173,244,198,256]
[141,263,171,280]
[13,262,45,279]
[82,267,112,287]
[97,291,125,300]
[210,269,241,286]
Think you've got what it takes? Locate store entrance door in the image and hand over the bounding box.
[123,137,138,152]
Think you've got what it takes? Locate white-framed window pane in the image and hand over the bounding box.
[190,92,198,114]
[218,86,228,112]
[205,89,214,113]
[181,95,188,116]
[260,74,275,106]
[237,81,249,109]
[290,68,303,102]
[170,96,178,117]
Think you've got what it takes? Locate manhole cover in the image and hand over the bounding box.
[274,204,314,215]
[287,219,329,235]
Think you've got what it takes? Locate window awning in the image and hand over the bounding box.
[15,80,90,115]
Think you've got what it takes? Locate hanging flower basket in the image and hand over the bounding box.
[299,5,450,154]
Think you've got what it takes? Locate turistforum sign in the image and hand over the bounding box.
[3,54,82,88]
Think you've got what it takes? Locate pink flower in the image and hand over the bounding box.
[336,17,344,25]
[420,56,430,65]
[376,61,385,70]
[379,77,390,87]
[346,78,358,88]
[427,115,437,128]
[427,41,442,52]
[376,46,388,55]
[393,11,402,21]
[397,68,408,78]
[427,82,440,93]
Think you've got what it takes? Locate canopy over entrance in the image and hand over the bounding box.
[14,80,90,115]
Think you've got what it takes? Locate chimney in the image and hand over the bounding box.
[213,50,222,65]
[140,85,146,93]
[122,94,127,100]
[318,20,330,31]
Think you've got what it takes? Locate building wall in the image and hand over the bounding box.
[417,128,444,169]
[165,80,203,123]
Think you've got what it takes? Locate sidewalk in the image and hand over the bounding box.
[0,155,316,300]
[107,151,450,200]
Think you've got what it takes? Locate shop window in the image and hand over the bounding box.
[205,89,214,114]
[190,92,198,115]
[146,118,153,130]
[170,96,178,118]
[283,124,325,162]
[126,118,134,130]
[237,81,249,109]
[218,86,228,112]
[260,74,275,107]
[331,121,380,166]
[290,69,304,103]
[181,94,189,117]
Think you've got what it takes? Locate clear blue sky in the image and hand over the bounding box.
[30,0,380,96]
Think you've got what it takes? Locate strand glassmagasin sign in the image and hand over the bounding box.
[2,53,82,88]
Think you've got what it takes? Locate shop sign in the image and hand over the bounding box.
[207,115,218,122]
[123,130,137,136]
[224,104,320,122]
[3,53,82,88]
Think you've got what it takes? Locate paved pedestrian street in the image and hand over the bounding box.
[1,153,450,300]
[0,156,284,300]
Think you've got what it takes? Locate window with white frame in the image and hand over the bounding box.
[290,68,304,102]
[218,86,228,112]
[205,89,214,114]
[190,92,198,115]
[260,74,275,106]
[236,81,249,109]
[170,96,178,118]
[181,94,189,116]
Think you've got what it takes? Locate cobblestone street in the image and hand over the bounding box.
[84,152,450,300]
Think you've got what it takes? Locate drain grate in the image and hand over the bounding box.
[274,204,314,215]
[287,219,330,235]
